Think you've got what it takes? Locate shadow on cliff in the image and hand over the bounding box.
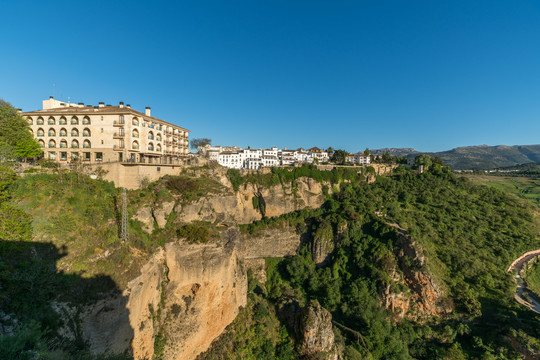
[0,240,133,359]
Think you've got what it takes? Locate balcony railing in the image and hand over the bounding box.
[113,132,125,138]
[113,144,125,150]
[113,120,125,126]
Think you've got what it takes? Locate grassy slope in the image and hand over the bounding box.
[526,261,540,296]
[461,175,540,207]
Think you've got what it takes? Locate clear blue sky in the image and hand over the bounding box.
[2,1,539,152]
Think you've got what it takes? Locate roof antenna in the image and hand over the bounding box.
[53,83,55,98]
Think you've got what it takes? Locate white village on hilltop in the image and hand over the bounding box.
[201,145,370,170]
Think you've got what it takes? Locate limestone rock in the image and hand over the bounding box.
[153,201,175,229]
[134,207,154,233]
[299,300,336,358]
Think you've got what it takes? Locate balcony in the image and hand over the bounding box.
[113,132,125,138]
[113,120,125,126]
[113,144,125,150]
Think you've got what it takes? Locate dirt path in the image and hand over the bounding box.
[507,250,540,314]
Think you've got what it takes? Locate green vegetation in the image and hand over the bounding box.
[462,174,540,207]
[227,164,367,191]
[212,166,540,359]
[525,261,540,296]
[0,100,41,161]
[198,270,297,360]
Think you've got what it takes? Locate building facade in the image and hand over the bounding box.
[22,97,189,164]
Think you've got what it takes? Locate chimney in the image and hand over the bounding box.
[145,107,151,116]
[98,102,105,108]
[86,105,92,107]
[78,102,84,108]
[50,96,54,99]
[126,104,131,108]
[119,101,124,108]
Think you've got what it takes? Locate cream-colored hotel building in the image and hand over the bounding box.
[22,97,189,164]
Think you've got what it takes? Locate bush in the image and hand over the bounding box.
[176,224,210,243]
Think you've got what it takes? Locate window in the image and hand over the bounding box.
[27,117,33,125]
[37,117,44,125]
[101,140,104,145]
[48,117,55,125]
[148,142,154,151]
[59,117,67,125]
[95,152,103,161]
[38,139,45,147]
[48,140,56,148]
[60,152,67,161]
[132,118,139,126]
[156,134,162,141]
[71,116,79,125]
[148,131,154,140]
[101,116,104,121]
[48,128,56,137]
[83,140,91,148]
[48,152,56,160]
[37,128,45,137]
[82,117,91,125]
[83,128,91,137]
[60,140,67,148]
[157,144,162,152]
[60,128,67,137]
[101,128,103,133]
[71,140,79,148]
[132,129,139,138]
[71,152,79,160]
[71,129,79,137]
[83,152,91,161]
[132,141,139,150]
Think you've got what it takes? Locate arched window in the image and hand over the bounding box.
[37,117,44,125]
[29,129,33,135]
[48,128,56,137]
[27,117,33,125]
[132,141,139,150]
[148,131,154,140]
[148,142,154,151]
[60,128,67,137]
[132,117,139,126]
[48,117,55,125]
[82,116,91,125]
[156,134,162,141]
[60,140,67,148]
[71,116,79,125]
[83,140,91,148]
[71,128,79,137]
[38,139,45,147]
[83,128,91,137]
[132,129,139,138]
[37,128,45,137]
[71,140,79,148]
[157,144,162,152]
[48,139,56,148]
[59,117,67,125]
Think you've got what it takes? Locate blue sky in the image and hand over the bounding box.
[1,1,540,152]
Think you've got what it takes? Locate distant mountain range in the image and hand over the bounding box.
[371,144,540,170]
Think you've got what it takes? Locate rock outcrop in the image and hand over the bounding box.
[277,299,341,360]
[80,233,247,360]
[380,223,452,319]
[174,177,329,226]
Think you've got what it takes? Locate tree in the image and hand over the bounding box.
[190,138,212,152]
[332,150,348,165]
[0,100,41,161]
[414,154,432,169]
[327,147,334,153]
[15,138,42,160]
[381,152,392,163]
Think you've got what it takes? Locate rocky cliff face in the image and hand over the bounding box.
[79,225,304,360]
[380,224,452,319]
[278,299,342,360]
[135,176,330,232]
